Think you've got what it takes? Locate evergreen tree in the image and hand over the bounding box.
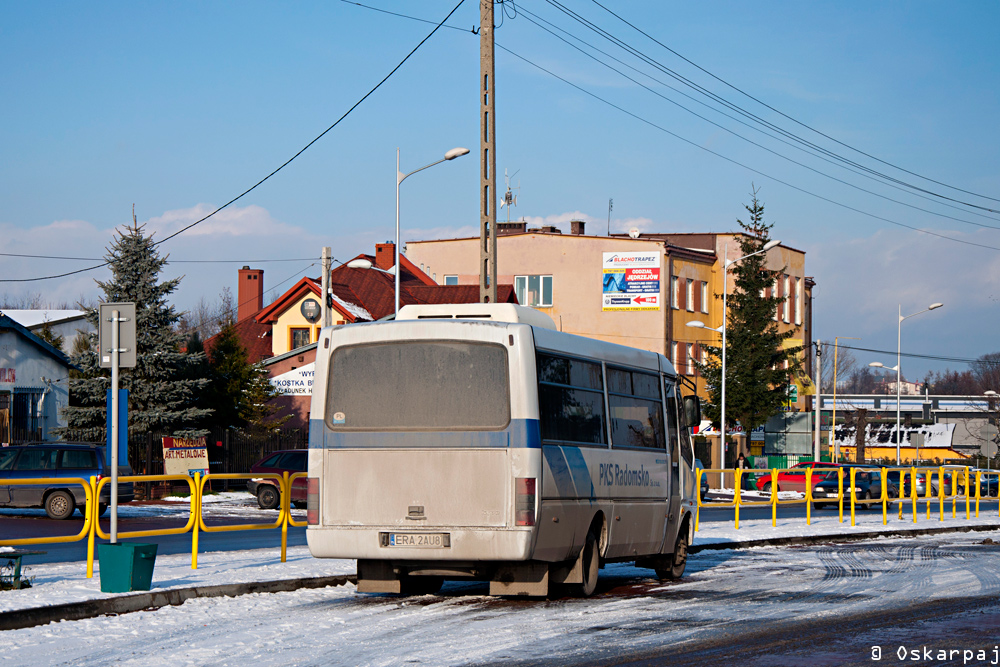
[204,322,289,430]
[697,189,801,439]
[60,219,212,441]
[35,320,65,351]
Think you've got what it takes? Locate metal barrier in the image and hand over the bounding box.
[2,472,306,578]
[695,465,995,531]
[0,477,95,547]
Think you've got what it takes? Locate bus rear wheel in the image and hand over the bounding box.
[656,528,689,580]
[569,530,599,597]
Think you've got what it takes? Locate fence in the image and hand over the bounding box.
[0,472,304,578]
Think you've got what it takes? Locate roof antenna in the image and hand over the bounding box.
[499,168,520,225]
[607,198,613,236]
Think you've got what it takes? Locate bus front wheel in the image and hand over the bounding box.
[569,530,600,597]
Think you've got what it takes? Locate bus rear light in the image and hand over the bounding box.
[307,477,319,525]
[515,477,536,526]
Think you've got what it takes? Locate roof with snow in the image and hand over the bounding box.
[2,309,87,328]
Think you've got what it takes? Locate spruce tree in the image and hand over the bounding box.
[697,189,801,439]
[60,220,212,441]
[204,322,289,430]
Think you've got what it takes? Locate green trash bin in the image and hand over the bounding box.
[98,542,158,593]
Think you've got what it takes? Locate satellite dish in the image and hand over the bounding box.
[628,227,641,239]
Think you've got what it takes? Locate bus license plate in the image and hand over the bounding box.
[387,533,450,548]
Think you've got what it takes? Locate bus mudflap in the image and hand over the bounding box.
[489,561,549,597]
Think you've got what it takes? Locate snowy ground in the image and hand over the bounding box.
[5,494,1000,665]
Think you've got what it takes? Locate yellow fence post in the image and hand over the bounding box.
[976,471,982,518]
[910,466,917,523]
[192,471,200,569]
[938,466,945,521]
[805,468,812,526]
[965,467,970,520]
[734,469,741,531]
[695,468,702,532]
[850,467,856,526]
[881,466,888,525]
[838,468,844,524]
[897,469,904,520]
[925,468,932,520]
[281,471,289,563]
[771,469,777,527]
[86,475,97,578]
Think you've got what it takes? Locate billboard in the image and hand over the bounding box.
[602,251,661,311]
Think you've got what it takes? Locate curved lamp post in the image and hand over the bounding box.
[868,300,943,464]
[395,147,470,317]
[686,238,781,454]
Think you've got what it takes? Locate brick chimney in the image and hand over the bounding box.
[571,220,586,235]
[238,266,263,322]
[375,243,396,271]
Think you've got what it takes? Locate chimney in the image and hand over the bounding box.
[571,220,586,235]
[238,266,263,322]
[375,243,396,271]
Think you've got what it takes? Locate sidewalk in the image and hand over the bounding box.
[3,505,999,628]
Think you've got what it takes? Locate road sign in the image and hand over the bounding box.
[981,424,999,457]
[99,303,137,368]
[787,384,798,403]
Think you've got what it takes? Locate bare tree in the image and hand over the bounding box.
[821,346,858,391]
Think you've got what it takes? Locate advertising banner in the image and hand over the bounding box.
[270,362,316,396]
[162,436,210,477]
[602,251,661,311]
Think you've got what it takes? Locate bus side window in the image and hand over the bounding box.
[676,388,695,467]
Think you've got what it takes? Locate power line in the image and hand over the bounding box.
[515,5,1000,232]
[543,0,1000,216]
[835,343,991,366]
[588,0,1000,208]
[340,1,1000,252]
[0,252,321,263]
[0,0,465,285]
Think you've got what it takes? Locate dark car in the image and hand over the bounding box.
[812,466,897,510]
[247,450,308,510]
[695,458,709,502]
[0,443,134,519]
[885,468,977,498]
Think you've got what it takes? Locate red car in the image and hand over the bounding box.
[246,449,308,510]
[754,461,845,493]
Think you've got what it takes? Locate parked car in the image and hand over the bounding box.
[0,443,134,519]
[247,450,308,510]
[695,458,709,502]
[885,468,975,498]
[755,461,845,493]
[812,466,897,510]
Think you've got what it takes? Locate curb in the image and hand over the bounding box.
[690,522,1000,553]
[0,574,355,632]
[6,523,999,631]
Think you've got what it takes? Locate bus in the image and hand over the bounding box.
[306,303,701,597]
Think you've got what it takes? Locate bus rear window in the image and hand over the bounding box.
[327,341,510,431]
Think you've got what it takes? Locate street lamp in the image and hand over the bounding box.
[395,146,470,316]
[686,238,780,457]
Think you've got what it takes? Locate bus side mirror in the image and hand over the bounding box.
[683,395,701,428]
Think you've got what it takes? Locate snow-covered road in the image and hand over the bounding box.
[6,532,1000,666]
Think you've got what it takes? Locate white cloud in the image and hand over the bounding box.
[144,203,303,238]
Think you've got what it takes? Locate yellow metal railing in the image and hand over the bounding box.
[694,465,995,531]
[1,472,306,578]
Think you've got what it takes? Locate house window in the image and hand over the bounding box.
[444,275,459,286]
[782,275,790,323]
[700,281,708,314]
[671,276,680,309]
[686,279,694,312]
[671,341,679,369]
[686,343,695,375]
[795,277,802,325]
[290,327,311,350]
[515,275,552,307]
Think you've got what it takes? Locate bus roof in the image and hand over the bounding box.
[397,303,557,330]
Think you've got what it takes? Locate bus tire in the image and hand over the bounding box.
[569,530,600,597]
[656,526,689,580]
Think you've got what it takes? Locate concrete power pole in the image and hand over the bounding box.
[321,246,331,327]
[479,0,497,303]
[814,340,822,461]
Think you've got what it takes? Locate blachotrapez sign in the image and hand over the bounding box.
[601,251,661,311]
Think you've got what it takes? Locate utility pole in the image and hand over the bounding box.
[814,340,822,461]
[479,0,497,303]
[321,246,331,327]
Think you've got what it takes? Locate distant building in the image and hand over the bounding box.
[207,243,517,429]
[2,310,91,355]
[0,314,73,444]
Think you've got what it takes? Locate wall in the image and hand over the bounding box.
[271,294,345,356]
[0,331,70,441]
[407,234,670,356]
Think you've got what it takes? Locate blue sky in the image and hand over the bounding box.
[2,1,998,380]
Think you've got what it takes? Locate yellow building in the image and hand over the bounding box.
[406,222,815,413]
